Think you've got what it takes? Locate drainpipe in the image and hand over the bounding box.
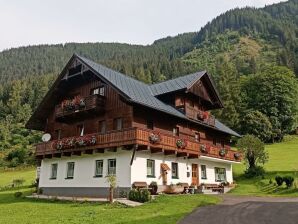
[130,144,138,166]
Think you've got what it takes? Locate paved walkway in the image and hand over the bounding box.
[179,195,298,224]
[27,194,143,207]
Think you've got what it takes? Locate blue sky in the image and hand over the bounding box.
[0,0,286,51]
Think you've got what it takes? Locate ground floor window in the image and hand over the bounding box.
[215,167,226,182]
[201,165,207,179]
[95,160,103,177]
[147,159,155,177]
[171,162,179,179]
[66,162,75,179]
[108,159,116,175]
[50,163,58,179]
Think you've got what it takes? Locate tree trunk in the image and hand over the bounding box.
[109,187,114,203]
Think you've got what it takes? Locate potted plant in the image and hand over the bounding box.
[149,132,161,144]
[176,139,187,149]
[200,144,207,153]
[219,148,226,157]
[234,152,241,159]
[149,181,158,195]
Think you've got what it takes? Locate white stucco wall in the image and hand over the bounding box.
[39,150,132,188]
[131,151,192,186]
[39,149,235,189]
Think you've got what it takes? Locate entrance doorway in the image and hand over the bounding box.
[191,164,198,186]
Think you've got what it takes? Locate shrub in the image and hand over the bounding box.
[12,178,25,187]
[128,189,151,203]
[149,181,158,195]
[244,166,265,178]
[275,176,284,186]
[14,192,23,198]
[283,176,294,188]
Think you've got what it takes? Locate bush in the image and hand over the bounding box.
[128,189,151,203]
[283,176,294,188]
[244,166,265,178]
[12,178,25,187]
[275,176,284,186]
[149,181,158,195]
[14,192,23,198]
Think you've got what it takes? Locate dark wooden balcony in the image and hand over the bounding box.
[35,128,241,162]
[185,106,215,126]
[55,94,105,121]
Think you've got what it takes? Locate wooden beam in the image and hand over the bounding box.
[163,149,176,156]
[106,147,117,152]
[95,148,105,153]
[72,151,82,156]
[53,153,62,158]
[150,148,163,154]
[62,152,72,157]
[188,153,199,159]
[177,152,188,157]
[84,149,94,155]
[45,154,53,159]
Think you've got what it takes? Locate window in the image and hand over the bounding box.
[95,160,103,177]
[108,159,116,175]
[171,162,179,179]
[195,132,200,142]
[221,140,225,148]
[113,118,123,130]
[201,165,207,179]
[173,127,179,136]
[98,120,106,134]
[50,163,58,179]
[147,159,155,177]
[92,86,105,96]
[213,138,217,146]
[55,129,61,140]
[66,162,75,179]
[77,124,84,136]
[215,167,226,182]
[147,119,154,130]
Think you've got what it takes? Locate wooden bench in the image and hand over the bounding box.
[132,182,148,189]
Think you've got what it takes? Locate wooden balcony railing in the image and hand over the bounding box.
[35,127,240,162]
[55,94,105,120]
[185,106,215,126]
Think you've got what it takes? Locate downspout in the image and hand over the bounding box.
[130,144,138,166]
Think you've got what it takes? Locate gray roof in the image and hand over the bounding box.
[77,55,240,137]
[150,71,205,96]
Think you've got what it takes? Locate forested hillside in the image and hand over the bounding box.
[0,0,297,167]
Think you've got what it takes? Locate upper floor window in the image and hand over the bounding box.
[91,86,105,96]
[195,132,200,142]
[50,163,58,179]
[213,138,217,146]
[77,124,84,136]
[55,129,61,140]
[113,118,123,131]
[173,127,179,136]
[147,119,154,130]
[98,120,106,134]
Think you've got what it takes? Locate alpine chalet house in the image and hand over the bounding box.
[26,54,241,197]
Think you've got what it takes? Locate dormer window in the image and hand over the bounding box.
[173,127,179,136]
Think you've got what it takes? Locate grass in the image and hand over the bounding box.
[0,188,220,224]
[0,167,36,187]
[230,135,298,196]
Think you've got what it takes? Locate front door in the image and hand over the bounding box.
[191,164,198,186]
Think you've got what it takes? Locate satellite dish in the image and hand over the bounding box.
[42,133,51,142]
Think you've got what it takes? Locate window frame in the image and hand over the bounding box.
[201,164,207,179]
[66,162,75,179]
[214,167,226,182]
[194,132,200,142]
[146,119,154,130]
[77,123,84,136]
[173,127,179,136]
[94,160,104,177]
[107,159,116,175]
[50,163,58,179]
[113,118,123,131]
[146,159,155,178]
[98,120,106,134]
[171,162,179,179]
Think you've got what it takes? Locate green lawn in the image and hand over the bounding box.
[0,188,219,224]
[230,135,298,196]
[0,167,36,187]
